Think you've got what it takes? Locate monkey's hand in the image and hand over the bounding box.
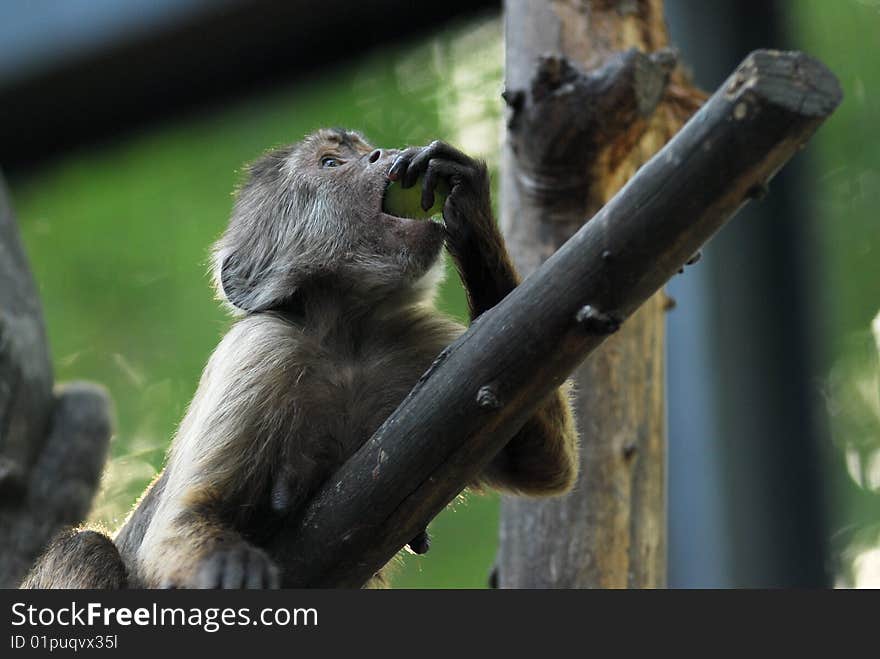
[389,141,518,319]
[389,140,492,247]
[159,538,280,589]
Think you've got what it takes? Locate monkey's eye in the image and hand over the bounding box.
[321,156,342,168]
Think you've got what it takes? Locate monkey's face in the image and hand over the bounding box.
[213,128,446,313]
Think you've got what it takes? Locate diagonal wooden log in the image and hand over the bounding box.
[268,50,842,588]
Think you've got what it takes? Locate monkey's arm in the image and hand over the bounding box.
[390,142,579,495]
[133,317,301,588]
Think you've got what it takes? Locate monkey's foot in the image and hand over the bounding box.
[165,542,280,589]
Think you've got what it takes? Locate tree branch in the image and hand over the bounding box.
[508,47,675,162]
[268,49,840,587]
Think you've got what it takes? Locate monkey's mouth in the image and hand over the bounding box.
[379,178,444,224]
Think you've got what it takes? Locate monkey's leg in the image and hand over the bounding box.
[479,387,579,495]
[20,528,127,589]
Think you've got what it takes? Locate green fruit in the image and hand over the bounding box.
[383,177,450,219]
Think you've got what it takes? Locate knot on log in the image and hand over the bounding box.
[748,183,770,200]
[476,385,503,410]
[575,305,621,335]
[677,251,702,274]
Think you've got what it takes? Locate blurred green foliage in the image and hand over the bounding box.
[12,17,503,588]
[794,0,880,584]
[795,1,880,345]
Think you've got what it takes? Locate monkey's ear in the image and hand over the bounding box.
[220,252,253,310]
[219,252,278,313]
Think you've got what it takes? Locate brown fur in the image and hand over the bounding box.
[22,129,578,589]
[20,528,126,589]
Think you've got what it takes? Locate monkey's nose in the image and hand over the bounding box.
[368,149,382,164]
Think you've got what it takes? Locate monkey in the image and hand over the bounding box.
[21,128,578,589]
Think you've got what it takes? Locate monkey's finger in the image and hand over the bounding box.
[221,548,247,589]
[195,553,225,589]
[421,162,439,212]
[244,564,264,589]
[424,159,472,192]
[387,157,407,182]
[264,563,281,589]
[404,141,471,188]
[423,139,472,166]
[244,556,279,589]
[388,147,420,184]
[403,148,436,189]
[409,140,471,172]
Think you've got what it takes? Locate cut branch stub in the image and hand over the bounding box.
[267,50,842,588]
[506,47,673,153]
[504,48,674,213]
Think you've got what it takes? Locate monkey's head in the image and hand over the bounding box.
[212,128,446,314]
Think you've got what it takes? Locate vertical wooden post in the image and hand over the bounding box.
[498,0,704,588]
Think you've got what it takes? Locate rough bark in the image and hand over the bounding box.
[497,0,707,589]
[0,175,113,587]
[267,49,841,587]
